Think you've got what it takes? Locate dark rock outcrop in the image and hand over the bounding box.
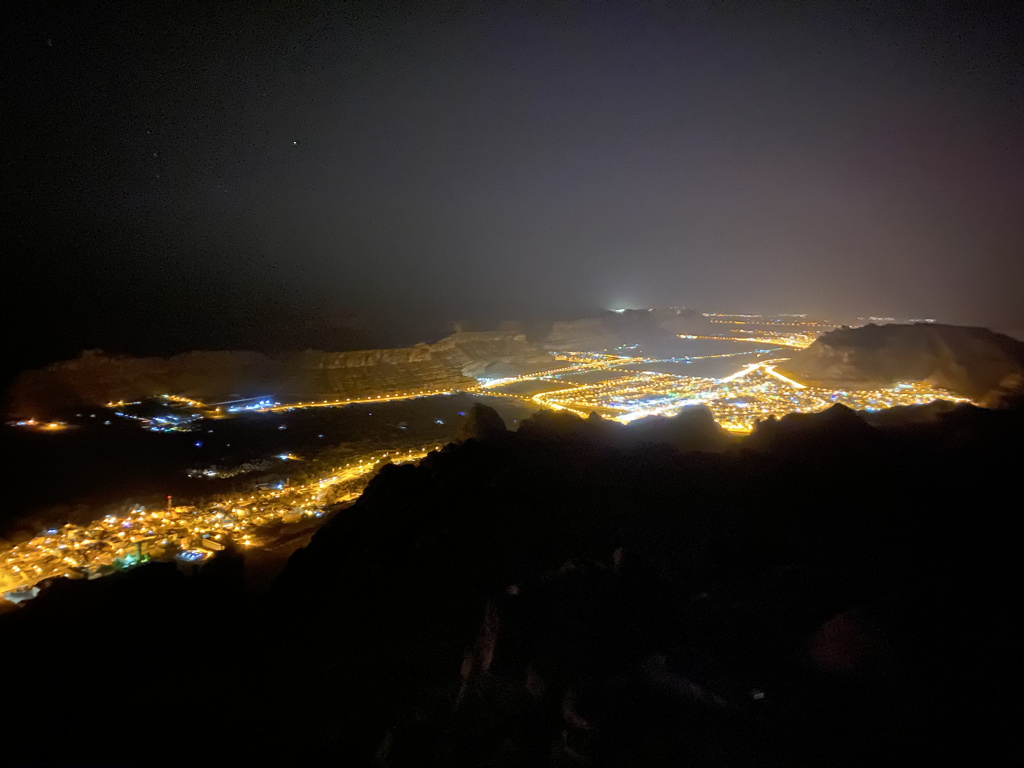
[457,403,509,442]
[4,402,1020,766]
[625,404,732,452]
[743,403,879,455]
[273,402,1018,766]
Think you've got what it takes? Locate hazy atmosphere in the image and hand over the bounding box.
[5,1,1023,370]
[4,4,1022,765]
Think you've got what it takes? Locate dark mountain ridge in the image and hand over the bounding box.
[4,402,1015,765]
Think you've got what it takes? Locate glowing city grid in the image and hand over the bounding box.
[2,320,969,598]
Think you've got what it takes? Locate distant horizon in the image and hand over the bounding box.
[8,306,1023,372]
[6,2,1023,385]
[2,4,1019,760]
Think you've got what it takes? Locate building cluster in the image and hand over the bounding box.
[105,394,214,432]
[534,372,714,416]
[526,361,968,432]
[476,354,630,390]
[10,419,70,431]
[707,319,832,328]
[3,316,971,602]
[1,445,439,597]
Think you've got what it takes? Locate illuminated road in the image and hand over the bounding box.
[3,330,974,600]
[262,390,458,412]
[678,332,818,349]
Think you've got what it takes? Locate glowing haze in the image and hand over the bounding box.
[5,1,1023,369]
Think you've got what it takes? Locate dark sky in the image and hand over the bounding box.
[4,1,1023,363]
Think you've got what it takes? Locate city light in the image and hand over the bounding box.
[1,444,442,597]
[479,355,969,432]
[2,312,978,601]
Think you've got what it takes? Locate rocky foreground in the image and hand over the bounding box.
[2,402,1017,766]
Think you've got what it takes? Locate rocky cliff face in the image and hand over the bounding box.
[778,323,1024,400]
[6,332,551,417]
[271,344,475,400]
[432,331,554,377]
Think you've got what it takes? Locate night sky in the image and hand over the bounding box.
[4,1,1023,367]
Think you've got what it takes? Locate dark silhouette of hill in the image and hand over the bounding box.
[1,403,1019,766]
[456,402,510,442]
[780,322,1024,401]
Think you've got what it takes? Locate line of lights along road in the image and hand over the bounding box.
[3,324,971,602]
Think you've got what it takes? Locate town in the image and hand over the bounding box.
[2,317,973,602]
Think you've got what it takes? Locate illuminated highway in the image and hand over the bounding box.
[3,321,976,601]
[262,389,458,412]
[678,331,819,349]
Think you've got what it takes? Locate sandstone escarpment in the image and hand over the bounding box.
[6,332,554,417]
[778,323,1024,401]
[273,345,474,400]
[536,310,677,351]
[432,331,553,377]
